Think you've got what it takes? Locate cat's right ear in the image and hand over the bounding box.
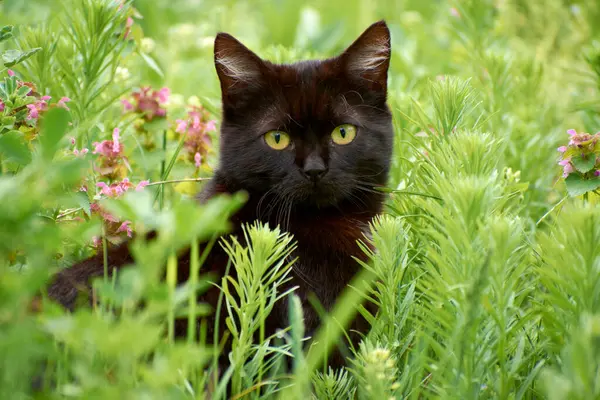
[214,33,266,98]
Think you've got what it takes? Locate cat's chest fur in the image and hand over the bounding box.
[267,214,373,333]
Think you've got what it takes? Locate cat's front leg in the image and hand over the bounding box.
[46,240,134,310]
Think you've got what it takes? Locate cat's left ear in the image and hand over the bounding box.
[339,20,391,92]
[214,33,266,98]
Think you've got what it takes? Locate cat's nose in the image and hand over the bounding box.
[303,154,327,181]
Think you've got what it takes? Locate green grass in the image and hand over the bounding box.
[1,0,600,398]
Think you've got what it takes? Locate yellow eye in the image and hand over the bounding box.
[264,130,291,150]
[331,124,357,145]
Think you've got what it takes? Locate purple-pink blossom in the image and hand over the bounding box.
[112,128,121,153]
[157,87,170,103]
[96,178,150,197]
[73,148,89,157]
[121,99,134,111]
[175,119,188,133]
[7,69,14,77]
[26,104,39,120]
[25,96,51,120]
[0,100,4,112]
[557,146,567,153]
[117,221,133,237]
[57,97,71,110]
[122,86,170,121]
[124,17,134,39]
[562,162,574,178]
[135,180,150,191]
[174,105,216,167]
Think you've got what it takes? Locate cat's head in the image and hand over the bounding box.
[213,21,393,212]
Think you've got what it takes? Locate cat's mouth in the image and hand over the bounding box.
[301,180,341,207]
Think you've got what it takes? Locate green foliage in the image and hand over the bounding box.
[0,0,600,399]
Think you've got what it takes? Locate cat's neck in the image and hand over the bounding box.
[199,175,384,251]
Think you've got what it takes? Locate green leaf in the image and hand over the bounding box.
[74,190,92,217]
[571,154,596,173]
[0,130,32,165]
[140,52,164,78]
[2,48,42,68]
[16,86,31,97]
[0,26,13,43]
[565,174,600,197]
[39,107,71,160]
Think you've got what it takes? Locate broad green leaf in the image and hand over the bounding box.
[39,107,71,160]
[0,26,13,43]
[565,174,600,197]
[0,130,31,165]
[2,48,42,67]
[571,153,596,173]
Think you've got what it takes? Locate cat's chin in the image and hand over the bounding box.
[298,183,343,208]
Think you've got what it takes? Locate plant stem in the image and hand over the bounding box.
[147,177,211,187]
[167,252,177,344]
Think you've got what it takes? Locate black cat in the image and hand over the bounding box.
[47,20,394,369]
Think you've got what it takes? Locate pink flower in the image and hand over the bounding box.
[41,95,51,101]
[124,86,169,121]
[70,137,76,145]
[26,104,39,120]
[205,120,217,132]
[73,148,89,157]
[117,221,133,237]
[567,129,577,136]
[157,87,170,104]
[0,100,4,112]
[121,99,134,111]
[557,146,567,153]
[595,170,600,177]
[124,17,134,39]
[96,178,148,197]
[562,162,574,178]
[135,180,150,191]
[175,119,188,133]
[175,105,215,166]
[97,182,112,197]
[112,128,121,153]
[57,97,71,110]
[7,69,14,77]
[558,157,571,166]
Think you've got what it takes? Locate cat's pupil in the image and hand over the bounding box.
[340,128,346,138]
[274,133,281,143]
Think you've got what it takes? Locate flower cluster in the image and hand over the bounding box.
[0,70,70,139]
[121,86,170,122]
[90,177,149,244]
[557,129,600,179]
[97,178,149,197]
[92,128,129,180]
[175,105,216,168]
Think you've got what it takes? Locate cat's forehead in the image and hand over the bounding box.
[260,60,358,126]
[271,59,336,85]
